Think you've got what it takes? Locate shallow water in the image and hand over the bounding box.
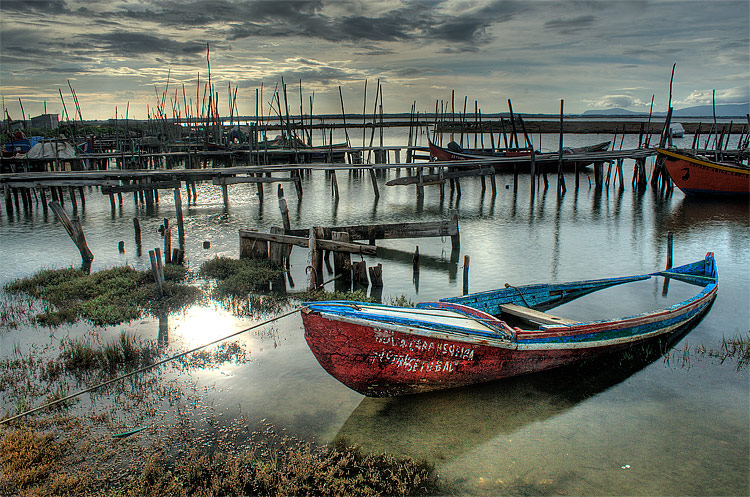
[1,131,748,495]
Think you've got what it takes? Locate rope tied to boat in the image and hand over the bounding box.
[0,306,303,426]
[505,282,532,308]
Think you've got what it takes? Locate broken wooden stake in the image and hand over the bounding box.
[368,263,383,287]
[332,231,352,282]
[49,200,93,271]
[352,260,369,287]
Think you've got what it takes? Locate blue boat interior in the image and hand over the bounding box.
[304,254,717,336]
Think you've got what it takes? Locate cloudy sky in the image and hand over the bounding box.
[1,0,748,120]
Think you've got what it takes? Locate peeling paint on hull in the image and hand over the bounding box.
[302,254,718,397]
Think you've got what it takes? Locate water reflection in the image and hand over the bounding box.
[335,321,704,463]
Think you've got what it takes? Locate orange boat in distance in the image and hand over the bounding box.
[657,148,749,196]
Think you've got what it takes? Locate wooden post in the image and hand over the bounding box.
[133,217,142,247]
[222,183,229,207]
[49,201,94,272]
[69,186,78,212]
[557,99,566,196]
[149,249,165,296]
[4,184,13,215]
[256,177,264,201]
[352,260,369,287]
[332,231,352,282]
[39,187,48,215]
[369,168,380,199]
[449,209,460,251]
[307,227,322,290]
[666,231,673,269]
[331,169,339,200]
[293,171,303,198]
[269,226,286,266]
[164,224,172,264]
[174,188,185,250]
[462,255,470,295]
[368,263,383,287]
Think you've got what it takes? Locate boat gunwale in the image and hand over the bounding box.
[303,254,718,351]
[657,147,750,175]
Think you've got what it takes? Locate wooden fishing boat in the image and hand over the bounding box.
[301,253,718,397]
[657,148,749,196]
[428,140,611,170]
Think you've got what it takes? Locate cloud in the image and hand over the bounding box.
[83,32,206,58]
[680,87,750,106]
[586,94,648,109]
[544,15,597,35]
[1,0,70,15]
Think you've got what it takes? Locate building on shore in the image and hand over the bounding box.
[30,113,59,130]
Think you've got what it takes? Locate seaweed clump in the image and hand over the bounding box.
[3,265,199,327]
[0,426,441,497]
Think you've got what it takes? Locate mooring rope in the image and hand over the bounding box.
[504,282,533,308]
[0,306,303,426]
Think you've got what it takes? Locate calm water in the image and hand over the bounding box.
[1,132,748,495]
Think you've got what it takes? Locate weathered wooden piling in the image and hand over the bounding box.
[307,227,324,290]
[368,263,383,287]
[149,248,165,296]
[332,231,352,282]
[49,200,93,271]
[269,226,286,266]
[352,260,369,287]
[164,220,172,264]
[450,209,460,251]
[461,254,471,295]
[174,188,185,249]
[557,99,566,196]
[133,217,142,246]
[666,231,673,269]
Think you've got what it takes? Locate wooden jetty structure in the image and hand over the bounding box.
[239,209,460,291]
[4,143,745,223]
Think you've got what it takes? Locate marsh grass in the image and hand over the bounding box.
[61,332,159,374]
[664,333,750,371]
[0,424,440,497]
[3,265,200,327]
[296,289,377,303]
[199,257,284,299]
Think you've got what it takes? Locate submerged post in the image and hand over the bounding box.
[666,231,673,269]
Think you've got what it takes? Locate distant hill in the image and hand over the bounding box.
[584,103,749,117]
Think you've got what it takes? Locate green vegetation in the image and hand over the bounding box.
[296,288,377,303]
[0,426,440,497]
[199,257,284,299]
[60,332,158,374]
[3,265,199,327]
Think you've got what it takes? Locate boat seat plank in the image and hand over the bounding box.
[499,303,576,326]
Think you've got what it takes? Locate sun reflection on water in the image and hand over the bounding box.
[170,305,239,348]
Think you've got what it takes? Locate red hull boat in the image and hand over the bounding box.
[657,148,749,196]
[302,254,717,397]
